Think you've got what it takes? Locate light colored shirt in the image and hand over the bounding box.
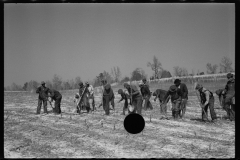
[202,88,210,106]
[88,85,94,96]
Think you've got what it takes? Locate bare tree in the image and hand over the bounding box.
[74,76,82,89]
[206,63,218,74]
[173,66,188,77]
[147,55,163,79]
[131,68,146,81]
[52,74,62,90]
[173,66,182,77]
[219,56,233,73]
[111,66,122,83]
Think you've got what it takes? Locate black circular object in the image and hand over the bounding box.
[124,113,145,134]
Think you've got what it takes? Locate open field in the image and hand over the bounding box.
[4,86,235,158]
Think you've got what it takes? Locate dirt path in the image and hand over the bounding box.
[4,92,235,158]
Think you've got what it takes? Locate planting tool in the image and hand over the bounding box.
[76,86,88,114]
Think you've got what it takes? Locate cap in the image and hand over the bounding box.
[118,89,123,94]
[174,79,181,85]
[41,81,45,85]
[195,83,203,90]
[227,73,233,79]
[169,85,177,92]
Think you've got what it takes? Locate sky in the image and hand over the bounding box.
[4,3,235,87]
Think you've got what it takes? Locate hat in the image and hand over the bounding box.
[118,89,123,94]
[41,81,45,85]
[174,79,181,85]
[227,73,233,79]
[105,84,111,90]
[139,81,144,86]
[123,82,130,87]
[169,85,177,92]
[78,82,83,86]
[75,93,80,98]
[152,91,156,96]
[195,83,203,90]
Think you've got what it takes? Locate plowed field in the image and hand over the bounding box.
[4,91,235,158]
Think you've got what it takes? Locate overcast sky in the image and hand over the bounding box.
[4,3,235,87]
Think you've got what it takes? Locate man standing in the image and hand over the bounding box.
[100,79,115,115]
[222,73,235,121]
[162,85,182,120]
[139,81,153,111]
[78,82,90,113]
[195,83,217,122]
[36,81,50,114]
[118,89,131,115]
[48,89,62,114]
[124,82,143,115]
[85,82,95,111]
[174,79,188,119]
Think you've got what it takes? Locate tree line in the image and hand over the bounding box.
[4,56,234,91]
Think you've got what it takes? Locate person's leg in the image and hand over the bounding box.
[43,100,48,114]
[36,99,42,114]
[208,98,217,120]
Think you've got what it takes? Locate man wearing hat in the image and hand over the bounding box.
[118,89,131,115]
[222,73,235,121]
[174,79,188,119]
[85,82,95,111]
[139,81,153,111]
[36,81,51,114]
[48,89,62,114]
[195,83,217,122]
[78,82,91,113]
[124,82,143,115]
[162,85,182,120]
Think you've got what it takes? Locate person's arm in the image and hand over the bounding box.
[162,91,170,104]
[131,85,140,96]
[203,91,210,106]
[183,84,188,99]
[119,94,124,102]
[177,89,182,100]
[146,86,151,97]
[36,86,40,93]
[223,83,228,94]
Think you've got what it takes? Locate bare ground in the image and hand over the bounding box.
[4,91,235,158]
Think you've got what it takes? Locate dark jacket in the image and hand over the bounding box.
[103,83,115,100]
[178,83,188,100]
[140,85,151,97]
[49,89,62,100]
[153,89,169,103]
[224,79,235,97]
[200,89,214,104]
[36,86,50,100]
[79,85,89,97]
[164,88,182,103]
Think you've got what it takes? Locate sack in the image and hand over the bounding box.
[128,105,134,112]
